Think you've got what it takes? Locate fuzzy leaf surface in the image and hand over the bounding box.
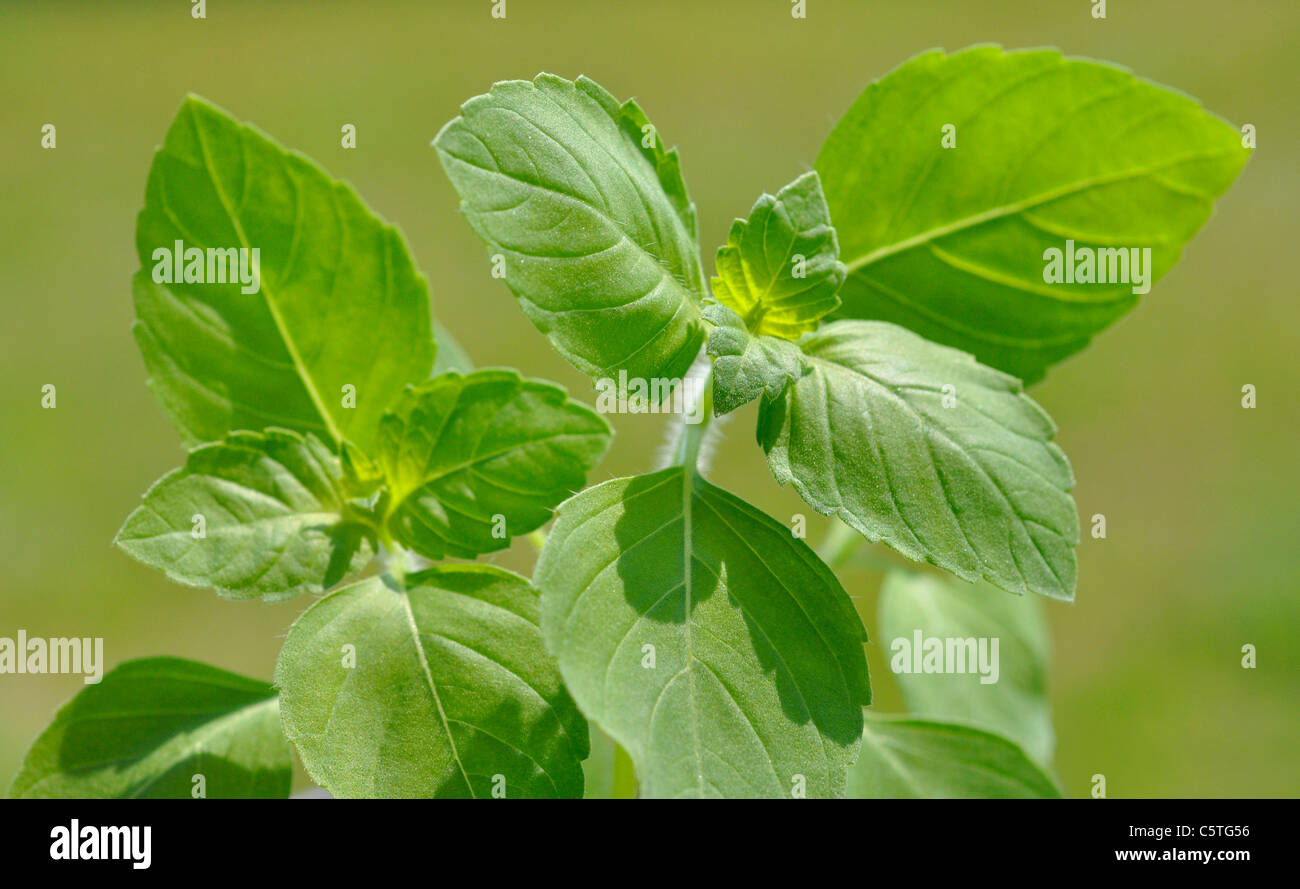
[759,320,1078,599]
[277,565,588,798]
[704,301,806,416]
[434,74,706,382]
[376,369,611,559]
[537,467,871,799]
[116,428,372,601]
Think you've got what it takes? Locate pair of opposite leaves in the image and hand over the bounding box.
[13,45,1246,800]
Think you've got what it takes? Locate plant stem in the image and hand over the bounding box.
[380,539,411,590]
[672,366,715,471]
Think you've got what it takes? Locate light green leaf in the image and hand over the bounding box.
[704,301,806,415]
[818,45,1251,382]
[115,428,372,602]
[135,94,433,449]
[8,657,290,799]
[758,320,1078,599]
[879,570,1054,764]
[276,565,588,798]
[712,171,844,340]
[375,369,611,559]
[536,467,872,799]
[847,714,1061,798]
[432,320,474,375]
[434,74,706,383]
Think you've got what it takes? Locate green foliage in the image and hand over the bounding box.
[115,428,371,602]
[879,570,1055,764]
[434,74,706,383]
[710,171,844,340]
[847,715,1061,799]
[277,565,588,798]
[704,301,806,415]
[9,658,290,799]
[134,94,433,451]
[18,48,1248,800]
[818,46,1250,382]
[758,320,1078,600]
[536,468,871,798]
[100,97,607,799]
[375,370,611,559]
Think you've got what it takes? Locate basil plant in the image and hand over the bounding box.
[9,46,1247,799]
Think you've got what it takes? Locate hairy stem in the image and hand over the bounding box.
[380,543,408,590]
[671,365,715,471]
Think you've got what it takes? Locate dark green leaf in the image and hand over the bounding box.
[9,657,290,799]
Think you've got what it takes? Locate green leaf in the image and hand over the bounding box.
[135,94,433,450]
[711,171,844,340]
[115,428,372,602]
[879,570,1054,764]
[536,467,872,799]
[375,369,611,559]
[434,74,706,383]
[758,320,1078,599]
[818,45,1251,382]
[8,657,290,799]
[432,320,474,375]
[276,564,588,798]
[704,301,806,415]
[847,714,1061,798]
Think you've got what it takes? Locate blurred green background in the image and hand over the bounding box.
[3,0,1297,798]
